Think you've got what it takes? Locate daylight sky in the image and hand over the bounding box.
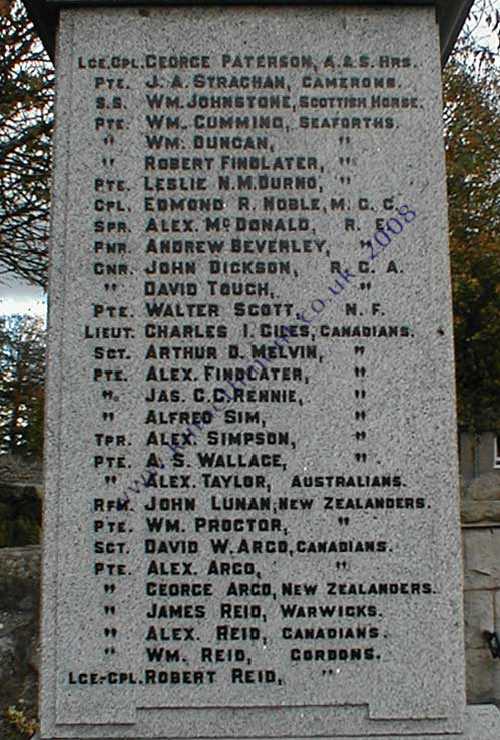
[0,276,47,320]
[0,2,495,321]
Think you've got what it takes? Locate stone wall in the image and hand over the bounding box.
[0,546,40,738]
[460,432,500,485]
[462,472,500,705]
[1,463,500,728]
[0,455,42,548]
[1,537,500,726]
[463,528,500,704]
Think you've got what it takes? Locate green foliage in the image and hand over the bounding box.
[443,52,500,431]
[0,314,46,457]
[4,705,39,739]
[0,0,497,439]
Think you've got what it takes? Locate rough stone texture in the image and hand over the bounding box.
[40,5,470,738]
[464,591,494,649]
[0,455,44,485]
[0,458,493,729]
[463,529,498,590]
[28,706,500,740]
[462,501,500,524]
[461,470,500,523]
[459,431,500,486]
[469,474,500,502]
[463,527,500,707]
[466,649,496,705]
[0,544,41,581]
[495,590,500,625]
[492,655,500,710]
[1,543,499,734]
[0,546,41,740]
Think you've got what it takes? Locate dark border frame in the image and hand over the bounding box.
[22,0,473,65]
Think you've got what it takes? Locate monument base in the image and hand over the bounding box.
[310,705,500,739]
[33,705,500,740]
[315,705,500,740]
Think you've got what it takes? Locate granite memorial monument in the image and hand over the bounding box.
[23,1,500,738]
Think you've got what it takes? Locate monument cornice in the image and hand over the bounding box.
[24,0,473,65]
